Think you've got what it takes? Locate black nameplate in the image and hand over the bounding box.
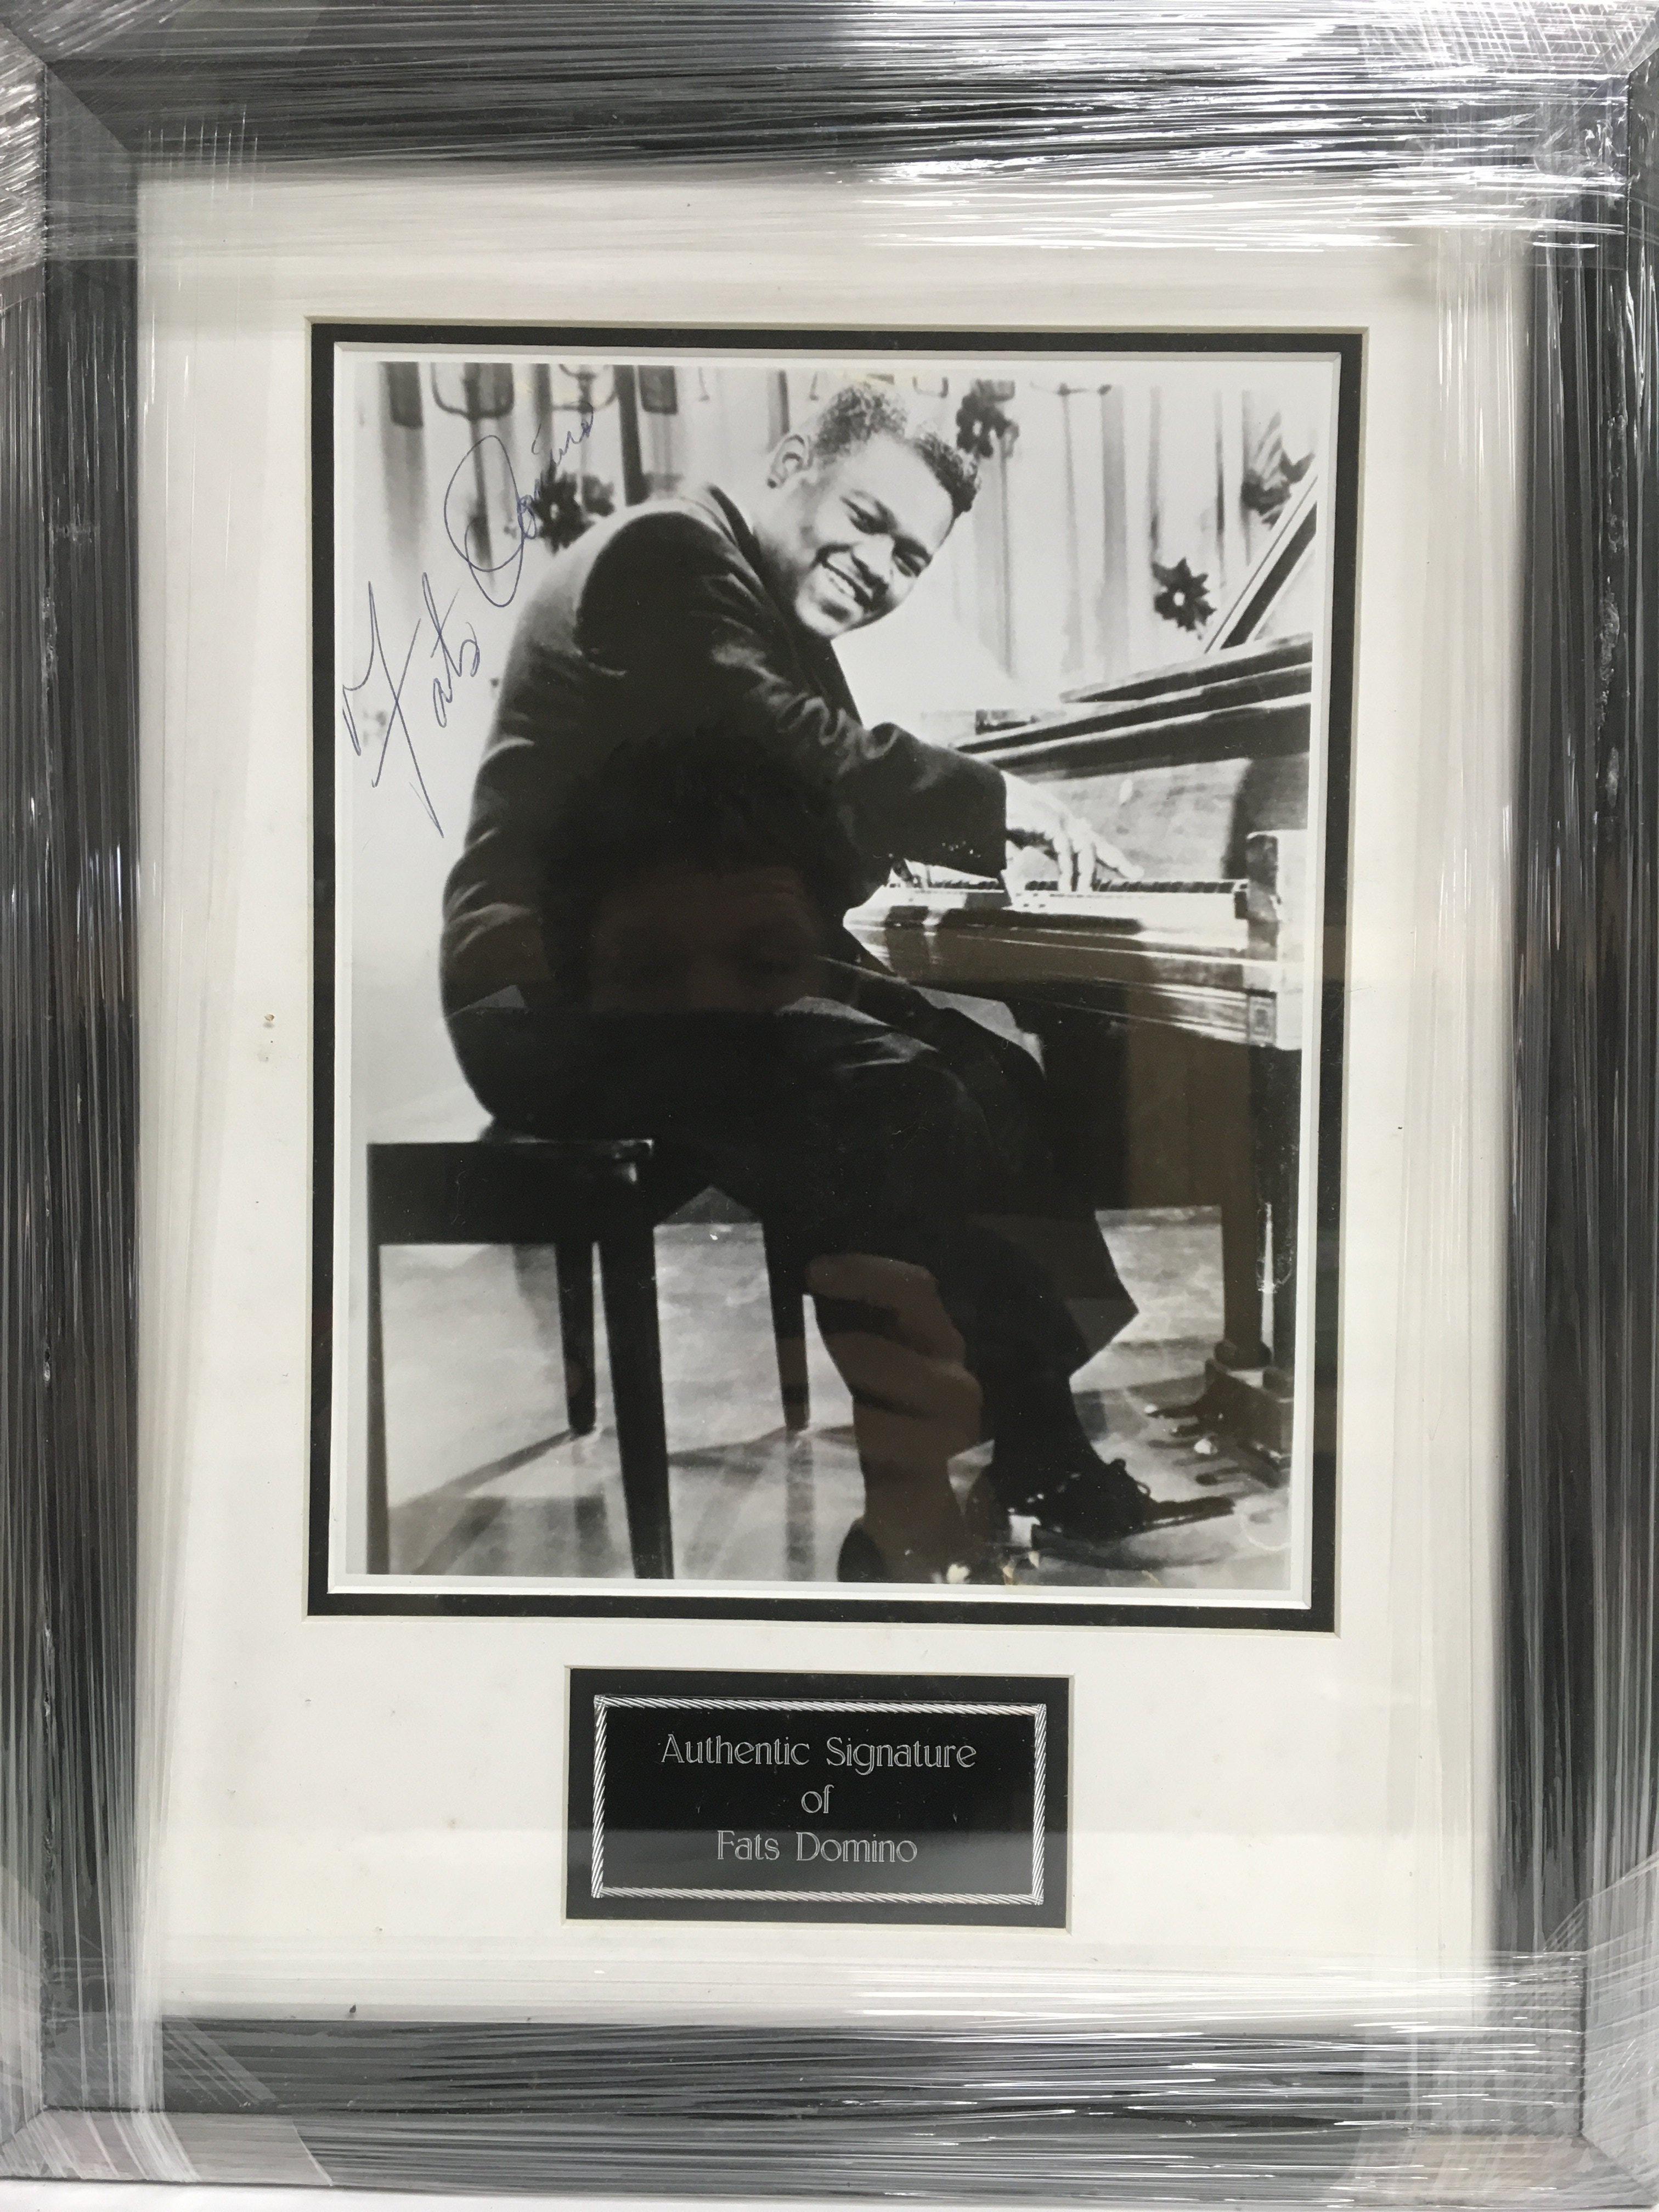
[567,1668,1068,1926]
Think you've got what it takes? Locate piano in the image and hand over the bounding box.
[851,841,1304,1054]
[847,626,1317,1464]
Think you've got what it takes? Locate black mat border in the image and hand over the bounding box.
[307,320,1362,1630]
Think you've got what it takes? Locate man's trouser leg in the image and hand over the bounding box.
[445,988,1131,1421]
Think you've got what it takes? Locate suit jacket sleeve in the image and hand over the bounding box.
[580,510,1008,877]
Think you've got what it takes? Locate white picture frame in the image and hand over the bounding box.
[136,166,1522,2021]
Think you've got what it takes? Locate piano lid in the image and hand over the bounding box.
[962,469,1320,780]
[959,633,1312,778]
[1203,469,1319,656]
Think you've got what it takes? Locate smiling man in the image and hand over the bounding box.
[439,383,1164,1581]
[442,382,1105,1015]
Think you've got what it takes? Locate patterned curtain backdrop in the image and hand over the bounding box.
[366,356,1324,744]
[356,355,1329,903]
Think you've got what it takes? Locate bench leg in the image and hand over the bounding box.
[597,1219,673,1578]
[554,1238,597,1435]
[366,1234,390,1573]
[763,1224,810,1432]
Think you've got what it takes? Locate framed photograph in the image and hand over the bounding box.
[7,17,1659,2200]
[312,322,1359,1629]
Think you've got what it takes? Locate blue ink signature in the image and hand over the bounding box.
[421,573,481,729]
[531,409,596,466]
[342,572,481,834]
[444,411,594,611]
[344,413,594,823]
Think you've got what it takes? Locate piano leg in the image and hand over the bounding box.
[1196,1039,1297,1466]
[1009,1009,1301,1465]
[1212,1040,1269,1373]
[1254,1044,1301,1399]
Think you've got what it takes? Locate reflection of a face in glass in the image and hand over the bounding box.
[582,856,988,1585]
[586,863,826,1015]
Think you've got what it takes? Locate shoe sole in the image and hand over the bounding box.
[1031,1494,1234,1560]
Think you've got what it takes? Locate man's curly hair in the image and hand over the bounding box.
[801,384,979,519]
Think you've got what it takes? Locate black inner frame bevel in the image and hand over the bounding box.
[306,320,1362,1631]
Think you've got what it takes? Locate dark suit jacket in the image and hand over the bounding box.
[440,484,1007,1013]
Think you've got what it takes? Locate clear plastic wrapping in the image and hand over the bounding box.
[2,5,1657,2203]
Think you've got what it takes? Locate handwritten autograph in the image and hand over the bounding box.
[342,407,595,829]
[339,580,465,832]
[443,408,596,609]
[421,572,481,728]
[442,432,528,612]
[532,410,597,465]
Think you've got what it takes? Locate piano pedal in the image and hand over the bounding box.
[1142,1394,1205,1426]
[1141,1384,1294,1488]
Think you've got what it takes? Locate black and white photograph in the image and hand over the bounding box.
[313,326,1357,1621]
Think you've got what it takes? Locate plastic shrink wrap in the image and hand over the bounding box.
[1,3,1657,2201]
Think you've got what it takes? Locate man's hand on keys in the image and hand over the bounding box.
[1001,771,1141,893]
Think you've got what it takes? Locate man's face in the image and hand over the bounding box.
[753,432,958,641]
[588,864,826,1015]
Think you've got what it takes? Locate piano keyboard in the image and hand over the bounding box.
[847,861,1297,1049]
[865,881,1245,935]
[1014,878,1240,905]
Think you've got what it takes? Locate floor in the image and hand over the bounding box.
[379,1205,1291,1590]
